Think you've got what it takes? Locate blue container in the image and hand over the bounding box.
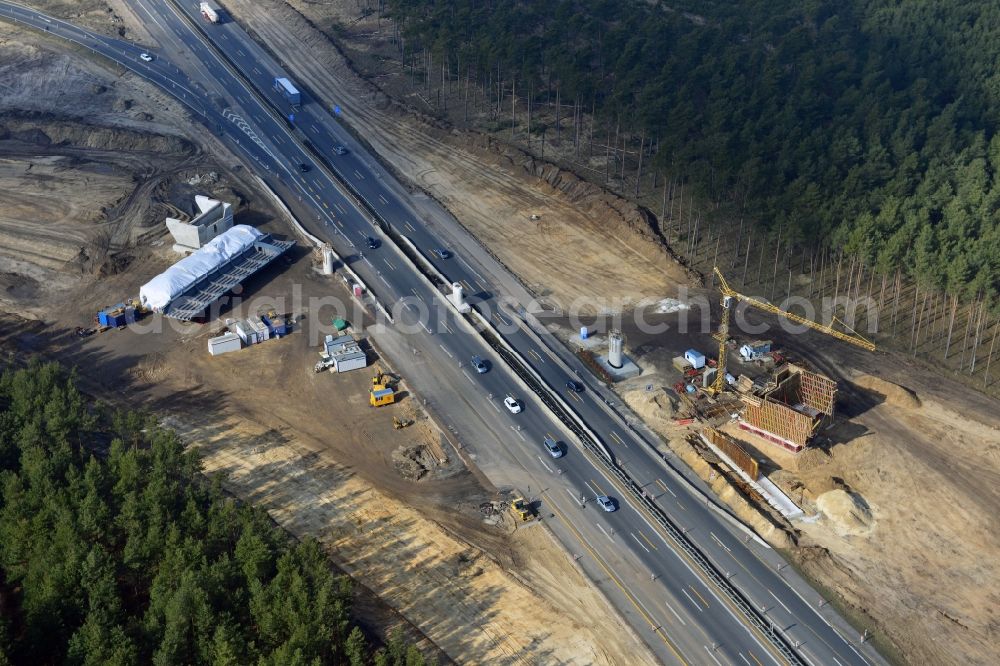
[685,384,697,394]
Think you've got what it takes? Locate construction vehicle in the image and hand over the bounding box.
[314,354,335,373]
[709,267,876,395]
[199,1,220,23]
[510,496,535,522]
[392,417,413,429]
[372,365,396,389]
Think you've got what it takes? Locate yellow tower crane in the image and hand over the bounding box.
[710,267,876,395]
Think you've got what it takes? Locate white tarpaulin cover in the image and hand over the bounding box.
[140,225,264,311]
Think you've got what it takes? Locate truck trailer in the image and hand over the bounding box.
[273,77,301,106]
[200,1,221,23]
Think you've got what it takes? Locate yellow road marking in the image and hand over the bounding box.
[690,586,710,609]
[748,651,763,666]
[543,494,689,665]
[590,479,606,496]
[640,530,659,551]
[656,478,668,491]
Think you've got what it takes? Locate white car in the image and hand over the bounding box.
[503,396,522,414]
[595,495,617,512]
[139,53,153,62]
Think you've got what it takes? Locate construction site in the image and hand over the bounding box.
[1,1,999,664]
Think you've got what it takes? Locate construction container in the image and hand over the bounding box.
[331,345,366,372]
[672,356,692,372]
[248,316,270,342]
[702,367,718,388]
[333,318,348,331]
[684,349,706,370]
[262,313,288,337]
[208,332,241,356]
[370,387,395,407]
[230,320,257,345]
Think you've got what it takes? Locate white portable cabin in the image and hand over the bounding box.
[208,332,241,356]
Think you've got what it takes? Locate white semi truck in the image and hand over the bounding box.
[200,1,221,23]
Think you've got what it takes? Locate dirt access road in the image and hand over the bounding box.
[117,0,1000,661]
[218,0,692,314]
[0,10,657,661]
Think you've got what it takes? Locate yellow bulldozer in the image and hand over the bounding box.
[510,497,535,522]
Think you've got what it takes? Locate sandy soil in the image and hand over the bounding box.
[0,24,210,316]
[0,17,657,662]
[0,245,656,664]
[218,0,692,312]
[578,309,1000,664]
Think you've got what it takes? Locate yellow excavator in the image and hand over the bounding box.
[510,497,535,522]
[709,267,876,395]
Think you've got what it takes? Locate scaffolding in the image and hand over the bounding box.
[738,364,836,453]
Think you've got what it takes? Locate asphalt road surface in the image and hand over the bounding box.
[0,3,888,665]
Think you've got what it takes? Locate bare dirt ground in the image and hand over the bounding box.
[84,0,997,661]
[549,308,1000,664]
[0,15,656,663]
[218,0,693,313]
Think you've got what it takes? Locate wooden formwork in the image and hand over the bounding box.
[795,366,837,415]
[740,398,813,448]
[703,427,760,480]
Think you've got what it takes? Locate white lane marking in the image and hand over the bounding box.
[584,480,598,497]
[236,48,245,57]
[493,312,511,326]
[609,431,630,448]
[566,487,583,504]
[462,371,474,384]
[383,258,396,271]
[458,256,485,280]
[335,203,347,215]
[404,303,417,313]
[664,600,686,625]
[848,644,868,665]
[739,654,753,666]
[353,169,364,180]
[597,523,614,541]
[703,646,724,666]
[439,344,453,358]
[272,134,285,145]
[832,658,843,666]
[769,590,792,615]
[310,124,319,134]
[379,275,390,287]
[537,456,553,473]
[336,219,345,229]
[630,532,651,553]
[711,532,731,552]
[515,428,526,442]
[682,588,703,612]
[404,221,416,232]
[491,400,501,413]
[378,194,388,205]
[420,321,431,334]
[441,322,453,333]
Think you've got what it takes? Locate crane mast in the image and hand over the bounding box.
[710,267,875,394]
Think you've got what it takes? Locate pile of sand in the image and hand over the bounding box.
[851,373,921,409]
[621,384,677,431]
[815,489,875,537]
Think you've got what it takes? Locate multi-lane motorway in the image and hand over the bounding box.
[0,2,888,664]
